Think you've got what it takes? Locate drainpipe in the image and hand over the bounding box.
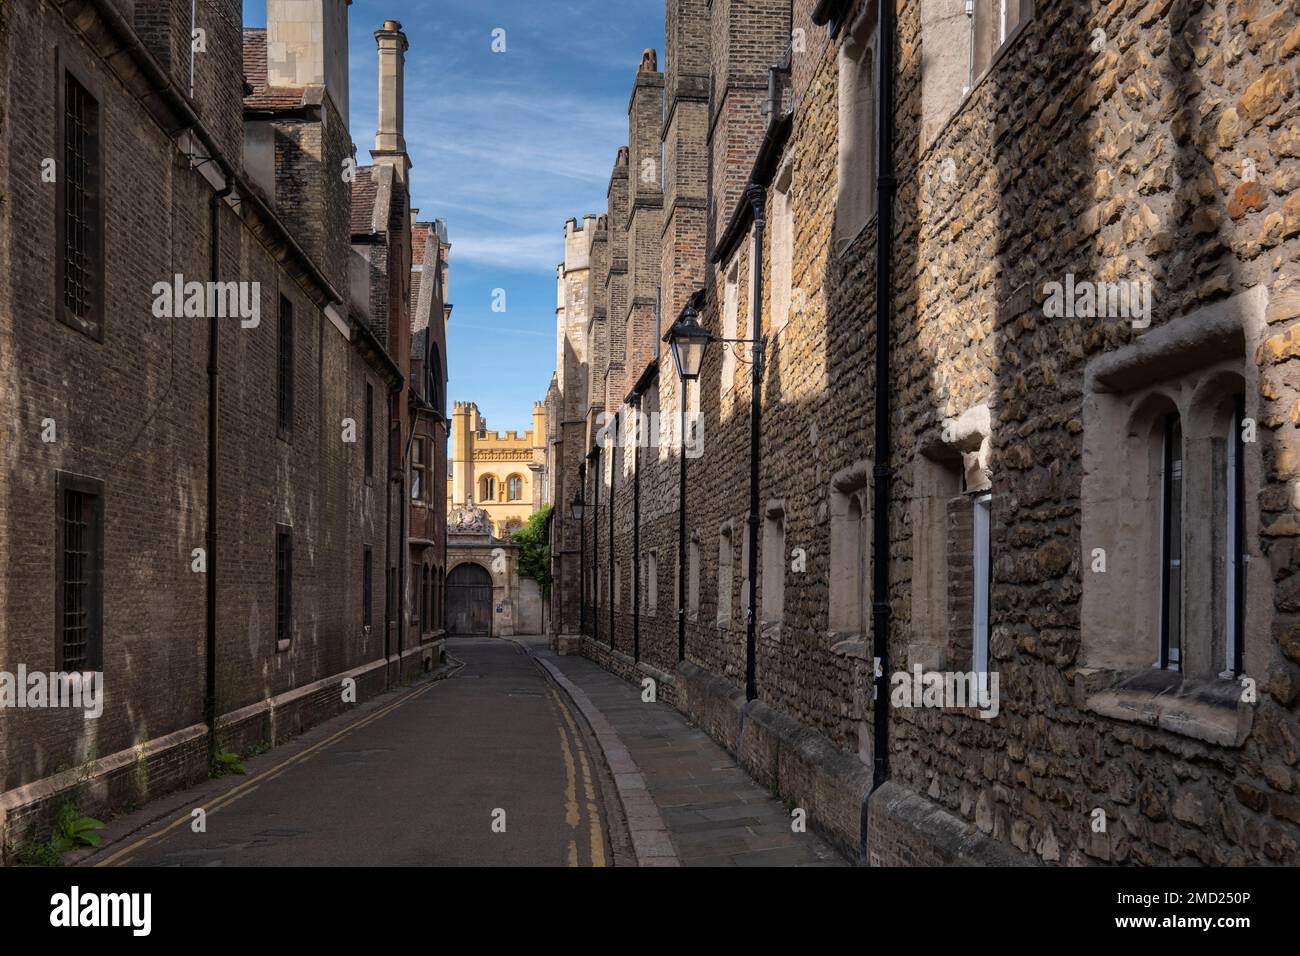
[870,0,897,792]
[398,410,415,662]
[383,398,394,665]
[744,183,766,703]
[632,395,642,663]
[578,461,587,637]
[205,175,233,766]
[609,412,617,650]
[595,449,602,644]
[677,387,687,662]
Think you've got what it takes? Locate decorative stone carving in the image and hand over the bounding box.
[448,497,492,534]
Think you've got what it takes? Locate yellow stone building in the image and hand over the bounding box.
[447,401,547,537]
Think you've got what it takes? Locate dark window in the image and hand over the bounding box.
[412,437,425,501]
[58,69,102,339]
[1228,394,1247,676]
[363,546,373,629]
[276,526,293,645]
[57,474,103,670]
[365,383,375,479]
[277,296,294,436]
[419,566,429,633]
[1160,413,1184,670]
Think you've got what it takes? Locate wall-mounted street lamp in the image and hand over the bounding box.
[663,283,766,690]
[664,290,709,664]
[664,291,712,382]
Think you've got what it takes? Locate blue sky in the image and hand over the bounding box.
[248,1,663,432]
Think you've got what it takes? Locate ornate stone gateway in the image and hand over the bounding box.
[446,563,493,636]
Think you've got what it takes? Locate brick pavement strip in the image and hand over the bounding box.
[526,641,846,867]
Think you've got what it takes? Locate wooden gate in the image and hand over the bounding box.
[446,563,492,635]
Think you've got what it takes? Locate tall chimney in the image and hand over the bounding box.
[372,19,410,181]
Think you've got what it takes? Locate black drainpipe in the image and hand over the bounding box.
[631,395,642,663]
[744,183,766,703]
[398,410,415,662]
[383,393,395,666]
[609,411,617,650]
[592,447,601,644]
[870,0,897,793]
[205,176,232,767]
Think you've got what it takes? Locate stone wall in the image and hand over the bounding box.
[557,0,1300,866]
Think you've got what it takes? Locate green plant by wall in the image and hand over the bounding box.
[210,749,246,778]
[512,503,553,597]
[9,797,105,866]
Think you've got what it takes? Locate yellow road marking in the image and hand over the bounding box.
[548,686,608,868]
[96,678,440,867]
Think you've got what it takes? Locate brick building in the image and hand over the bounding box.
[550,0,1300,865]
[0,0,448,851]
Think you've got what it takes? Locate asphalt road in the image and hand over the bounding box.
[99,639,616,867]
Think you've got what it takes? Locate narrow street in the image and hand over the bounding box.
[95,640,617,867]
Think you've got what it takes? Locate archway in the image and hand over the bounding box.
[446,563,493,636]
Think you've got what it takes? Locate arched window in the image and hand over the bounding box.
[507,475,524,501]
[480,475,497,502]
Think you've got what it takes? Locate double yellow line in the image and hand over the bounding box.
[94,678,442,867]
[546,685,607,868]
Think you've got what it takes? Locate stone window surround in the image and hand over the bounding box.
[914,1,1037,191]
[760,499,788,641]
[646,548,659,616]
[834,1,878,256]
[716,520,735,628]
[1078,286,1268,749]
[688,531,701,622]
[828,459,872,655]
[908,403,993,671]
[770,162,795,335]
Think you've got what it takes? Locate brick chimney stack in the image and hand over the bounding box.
[371,19,410,182]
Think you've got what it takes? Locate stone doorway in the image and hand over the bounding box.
[446,563,493,635]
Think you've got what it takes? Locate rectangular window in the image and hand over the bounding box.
[58,69,103,339]
[365,383,375,479]
[1226,396,1246,676]
[717,527,734,627]
[836,15,876,248]
[277,296,294,437]
[57,474,103,671]
[1159,414,1184,670]
[412,437,425,501]
[276,526,293,646]
[363,546,373,629]
[971,0,1032,84]
[688,539,700,616]
[761,510,786,625]
[771,166,794,332]
[722,260,739,394]
[647,550,658,613]
[972,494,992,687]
